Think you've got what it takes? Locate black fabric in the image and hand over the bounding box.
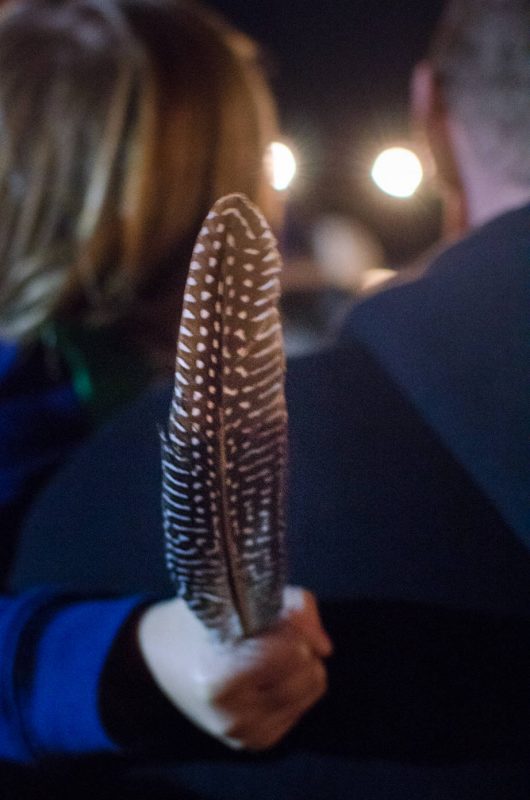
[10,383,174,596]
[99,601,230,762]
[0,340,89,577]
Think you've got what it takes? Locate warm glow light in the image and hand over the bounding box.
[267,141,297,191]
[371,147,423,198]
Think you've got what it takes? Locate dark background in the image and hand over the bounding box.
[209,0,447,264]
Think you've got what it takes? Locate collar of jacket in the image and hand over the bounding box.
[340,202,530,542]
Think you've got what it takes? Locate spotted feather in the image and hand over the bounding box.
[161,193,287,641]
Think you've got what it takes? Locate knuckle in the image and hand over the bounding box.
[285,639,311,670]
[295,667,328,714]
[315,660,328,691]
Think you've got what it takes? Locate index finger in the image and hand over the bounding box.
[280,586,333,658]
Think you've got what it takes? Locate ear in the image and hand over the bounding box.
[410,61,439,129]
[411,61,468,237]
[410,61,455,179]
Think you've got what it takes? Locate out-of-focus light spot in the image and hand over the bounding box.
[371,147,423,198]
[267,141,297,191]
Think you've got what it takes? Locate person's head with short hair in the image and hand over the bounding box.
[412,0,530,234]
[0,0,279,354]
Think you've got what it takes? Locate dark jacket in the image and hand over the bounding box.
[11,203,530,798]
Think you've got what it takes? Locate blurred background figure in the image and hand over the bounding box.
[311,215,386,293]
[281,214,391,355]
[205,0,446,269]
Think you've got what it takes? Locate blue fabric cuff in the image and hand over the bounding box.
[14,593,145,760]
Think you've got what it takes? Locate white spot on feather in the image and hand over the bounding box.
[259,279,277,292]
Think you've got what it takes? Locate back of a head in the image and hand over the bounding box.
[429,0,530,184]
[0,0,278,346]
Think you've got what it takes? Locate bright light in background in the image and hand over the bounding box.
[267,141,297,191]
[371,146,423,198]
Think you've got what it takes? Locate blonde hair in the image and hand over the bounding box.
[0,0,279,345]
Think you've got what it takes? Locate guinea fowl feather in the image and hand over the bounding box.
[160,194,287,641]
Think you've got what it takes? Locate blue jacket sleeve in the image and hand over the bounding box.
[0,589,145,763]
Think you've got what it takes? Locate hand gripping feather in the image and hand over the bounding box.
[161,194,287,641]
